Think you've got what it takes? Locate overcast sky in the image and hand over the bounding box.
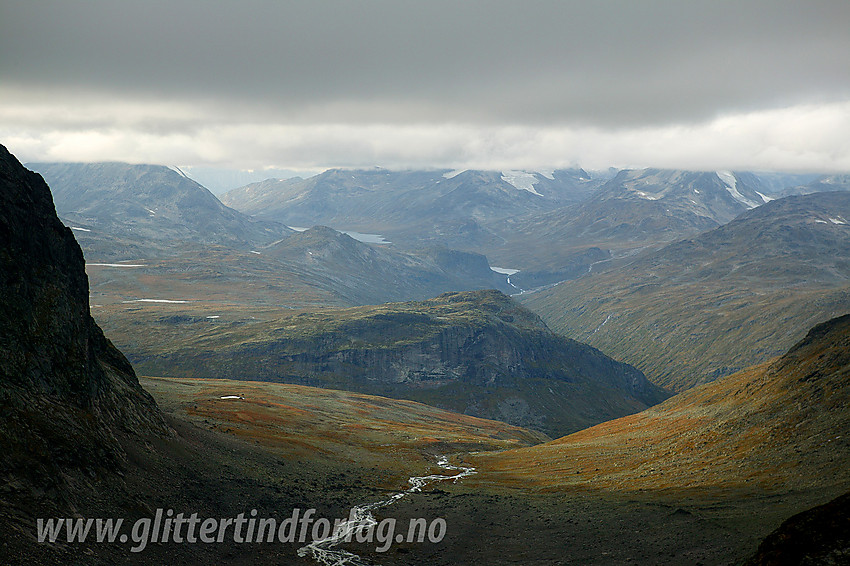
[2,0,849,174]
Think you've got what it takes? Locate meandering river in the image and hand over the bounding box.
[297,456,476,565]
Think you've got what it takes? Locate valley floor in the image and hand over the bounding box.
[6,376,836,566]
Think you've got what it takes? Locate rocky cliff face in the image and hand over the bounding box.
[277,297,652,394]
[0,145,165,493]
[128,290,668,437]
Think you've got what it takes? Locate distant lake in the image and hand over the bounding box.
[288,226,391,244]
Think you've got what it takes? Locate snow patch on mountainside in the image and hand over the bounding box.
[716,170,737,189]
[168,165,189,178]
[717,171,760,209]
[122,298,188,304]
[635,190,661,201]
[501,171,543,196]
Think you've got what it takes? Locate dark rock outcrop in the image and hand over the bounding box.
[745,491,850,566]
[0,144,166,495]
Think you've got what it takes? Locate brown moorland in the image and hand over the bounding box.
[141,375,548,485]
[470,314,850,495]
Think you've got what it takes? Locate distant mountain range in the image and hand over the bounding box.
[490,169,777,273]
[222,167,600,222]
[115,289,668,438]
[27,162,522,306]
[524,191,850,390]
[782,173,850,196]
[27,162,292,258]
[31,161,848,281]
[221,167,828,283]
[221,167,602,253]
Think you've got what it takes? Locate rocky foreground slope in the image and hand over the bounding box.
[744,490,850,565]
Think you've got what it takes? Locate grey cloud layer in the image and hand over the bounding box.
[2,1,850,172]
[3,0,849,127]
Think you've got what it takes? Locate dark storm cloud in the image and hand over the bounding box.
[2,1,850,172]
[3,0,849,127]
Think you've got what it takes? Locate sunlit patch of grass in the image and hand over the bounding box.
[471,317,850,495]
[142,375,547,485]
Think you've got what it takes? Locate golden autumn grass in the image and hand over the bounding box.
[141,376,547,487]
[120,319,850,566]
[469,315,850,496]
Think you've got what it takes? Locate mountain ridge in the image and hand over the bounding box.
[523,191,850,390]
[262,225,512,304]
[27,161,292,258]
[110,289,668,438]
